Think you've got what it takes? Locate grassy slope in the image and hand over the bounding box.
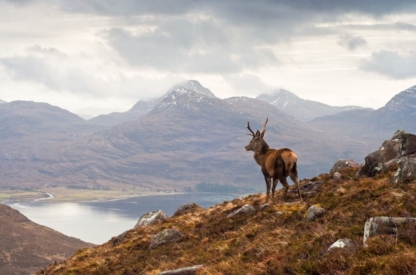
[37,168,416,275]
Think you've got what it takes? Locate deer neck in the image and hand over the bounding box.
[253,142,269,166]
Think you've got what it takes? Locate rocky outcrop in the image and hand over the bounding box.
[226,204,256,218]
[157,265,204,275]
[327,238,354,251]
[363,216,416,246]
[173,203,202,217]
[149,229,183,249]
[358,130,416,183]
[134,210,168,228]
[288,180,323,198]
[330,159,360,174]
[305,205,326,221]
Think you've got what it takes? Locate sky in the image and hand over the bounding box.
[1,0,416,116]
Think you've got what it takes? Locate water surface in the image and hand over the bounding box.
[8,192,239,244]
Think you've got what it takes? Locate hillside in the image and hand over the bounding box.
[0,203,93,275]
[36,166,416,275]
[256,89,365,121]
[310,85,416,142]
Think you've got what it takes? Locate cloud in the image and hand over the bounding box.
[104,23,280,74]
[0,55,184,100]
[224,74,275,96]
[27,45,68,58]
[360,50,416,79]
[337,34,367,51]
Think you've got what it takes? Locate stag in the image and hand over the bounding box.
[245,118,302,202]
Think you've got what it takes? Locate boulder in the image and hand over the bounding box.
[305,205,326,221]
[112,231,128,247]
[330,159,360,174]
[359,130,416,183]
[173,203,202,217]
[363,216,416,246]
[259,204,269,212]
[327,238,354,251]
[157,265,204,275]
[226,204,256,218]
[288,180,323,197]
[149,229,183,249]
[333,172,342,180]
[134,210,168,228]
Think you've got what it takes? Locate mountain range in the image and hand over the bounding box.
[256,89,367,121]
[1,81,415,192]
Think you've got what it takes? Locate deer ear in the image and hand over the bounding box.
[260,129,266,138]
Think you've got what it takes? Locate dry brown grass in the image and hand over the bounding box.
[37,168,416,275]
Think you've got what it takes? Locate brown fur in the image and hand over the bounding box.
[245,120,302,202]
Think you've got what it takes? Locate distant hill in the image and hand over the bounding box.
[0,203,92,275]
[88,80,213,126]
[0,99,5,104]
[257,89,366,121]
[0,101,104,187]
[310,85,416,142]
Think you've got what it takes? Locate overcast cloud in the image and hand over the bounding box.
[1,0,416,114]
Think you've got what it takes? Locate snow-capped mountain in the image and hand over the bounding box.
[257,89,365,121]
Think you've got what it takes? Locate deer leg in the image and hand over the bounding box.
[264,176,271,202]
[289,173,303,202]
[279,176,289,201]
[271,178,279,201]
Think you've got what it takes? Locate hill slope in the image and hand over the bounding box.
[36,167,416,275]
[310,85,416,142]
[257,89,365,121]
[0,203,93,275]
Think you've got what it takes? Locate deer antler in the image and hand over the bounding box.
[260,118,268,137]
[247,121,255,136]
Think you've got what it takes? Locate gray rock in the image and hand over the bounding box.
[363,216,416,246]
[259,204,269,212]
[327,238,353,251]
[333,172,342,180]
[330,159,360,174]
[134,210,168,228]
[112,231,128,247]
[226,204,256,218]
[305,205,326,221]
[157,265,204,275]
[173,203,202,217]
[149,229,183,249]
[359,131,416,183]
[275,211,283,216]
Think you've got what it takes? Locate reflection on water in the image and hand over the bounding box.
[8,193,239,244]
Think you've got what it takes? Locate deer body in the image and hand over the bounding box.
[245,119,302,202]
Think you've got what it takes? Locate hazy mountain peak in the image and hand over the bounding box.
[171,80,216,98]
[384,85,416,112]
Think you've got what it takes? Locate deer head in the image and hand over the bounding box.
[245,118,269,152]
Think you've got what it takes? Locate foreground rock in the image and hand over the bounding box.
[157,265,204,275]
[359,130,416,183]
[149,229,183,249]
[328,238,354,251]
[305,205,326,221]
[226,204,256,218]
[330,159,360,174]
[134,210,168,228]
[173,203,202,217]
[363,216,416,246]
[288,180,323,198]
